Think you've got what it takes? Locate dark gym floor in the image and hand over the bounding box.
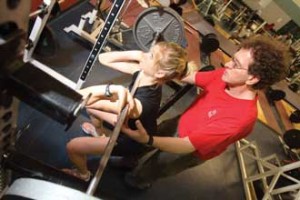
[15,1,288,199]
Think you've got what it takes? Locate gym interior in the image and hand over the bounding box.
[1,0,300,199]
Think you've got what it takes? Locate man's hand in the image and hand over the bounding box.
[122,120,196,154]
[122,120,149,144]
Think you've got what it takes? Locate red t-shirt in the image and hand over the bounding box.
[178,68,257,160]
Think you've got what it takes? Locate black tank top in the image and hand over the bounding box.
[127,71,162,135]
[109,71,162,156]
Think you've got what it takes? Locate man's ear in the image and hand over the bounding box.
[246,74,260,86]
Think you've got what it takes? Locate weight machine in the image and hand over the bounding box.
[0,1,198,198]
[64,0,131,53]
[0,0,128,198]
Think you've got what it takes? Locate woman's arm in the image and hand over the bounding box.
[79,84,135,114]
[122,120,196,154]
[86,96,143,119]
[98,51,143,74]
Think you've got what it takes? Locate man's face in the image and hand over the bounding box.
[222,48,254,87]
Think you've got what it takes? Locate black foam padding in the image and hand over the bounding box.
[4,62,82,126]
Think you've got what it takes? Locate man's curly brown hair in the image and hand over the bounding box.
[240,36,291,90]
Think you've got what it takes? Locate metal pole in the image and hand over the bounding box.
[86,71,142,195]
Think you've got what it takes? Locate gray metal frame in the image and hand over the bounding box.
[236,139,300,200]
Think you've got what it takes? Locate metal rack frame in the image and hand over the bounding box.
[236,139,300,199]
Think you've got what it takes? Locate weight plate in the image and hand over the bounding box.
[4,178,100,200]
[284,129,300,149]
[133,7,184,51]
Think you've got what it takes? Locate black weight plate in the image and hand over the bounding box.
[284,129,300,149]
[133,7,184,51]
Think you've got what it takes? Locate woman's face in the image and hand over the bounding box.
[140,45,161,77]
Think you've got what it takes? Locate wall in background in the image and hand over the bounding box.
[274,0,300,27]
[243,0,291,30]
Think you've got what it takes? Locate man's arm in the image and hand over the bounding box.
[180,71,197,84]
[122,120,196,154]
[152,136,196,154]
